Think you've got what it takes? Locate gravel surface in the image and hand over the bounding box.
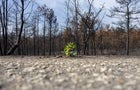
[0,56,140,90]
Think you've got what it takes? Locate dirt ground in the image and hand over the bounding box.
[0,56,140,90]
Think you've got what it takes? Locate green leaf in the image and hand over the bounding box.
[64,42,76,57]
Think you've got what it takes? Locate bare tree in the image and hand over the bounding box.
[52,22,58,55]
[36,7,40,56]
[68,0,80,55]
[65,0,70,28]
[78,0,104,55]
[0,23,2,55]
[47,9,57,56]
[31,13,37,55]
[12,1,21,55]
[39,5,48,56]
[64,0,104,55]
[7,0,32,55]
[109,0,140,55]
[0,0,9,55]
[39,5,57,56]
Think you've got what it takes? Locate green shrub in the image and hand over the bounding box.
[64,42,76,57]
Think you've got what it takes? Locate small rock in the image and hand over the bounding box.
[56,55,63,58]
[113,85,122,90]
[23,67,35,72]
[100,67,107,73]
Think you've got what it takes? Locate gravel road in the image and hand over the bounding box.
[0,56,140,90]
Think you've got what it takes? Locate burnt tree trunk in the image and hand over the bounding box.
[7,0,24,55]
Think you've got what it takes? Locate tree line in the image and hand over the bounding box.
[0,0,140,56]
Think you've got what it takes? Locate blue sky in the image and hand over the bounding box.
[35,0,116,26]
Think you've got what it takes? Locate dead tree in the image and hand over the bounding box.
[68,0,80,55]
[109,0,140,55]
[39,5,48,56]
[47,9,57,56]
[0,0,9,55]
[65,0,70,28]
[77,0,103,55]
[7,0,32,55]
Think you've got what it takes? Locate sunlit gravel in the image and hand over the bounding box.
[0,56,140,90]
